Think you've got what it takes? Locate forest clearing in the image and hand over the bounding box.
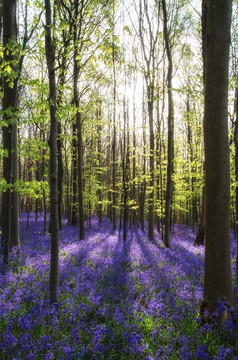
[0,213,238,360]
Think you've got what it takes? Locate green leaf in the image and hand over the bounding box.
[4,65,12,74]
[123,26,132,36]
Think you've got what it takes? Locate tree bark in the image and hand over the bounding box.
[200,0,234,321]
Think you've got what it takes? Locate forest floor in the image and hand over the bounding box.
[1,214,238,359]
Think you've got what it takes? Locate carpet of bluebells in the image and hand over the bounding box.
[1,213,238,359]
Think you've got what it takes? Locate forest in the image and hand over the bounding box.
[1,0,238,359]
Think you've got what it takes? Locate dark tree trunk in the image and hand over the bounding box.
[45,0,59,302]
[162,0,174,248]
[194,189,205,245]
[194,0,209,246]
[200,0,234,322]
[1,0,17,266]
[56,32,68,230]
[72,16,85,239]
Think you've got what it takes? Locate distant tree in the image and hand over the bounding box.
[136,0,161,241]
[112,6,117,232]
[200,0,234,322]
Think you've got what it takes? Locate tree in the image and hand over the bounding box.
[161,0,174,248]
[136,0,160,241]
[194,0,208,246]
[1,0,43,264]
[45,0,59,302]
[200,0,234,322]
[1,0,17,266]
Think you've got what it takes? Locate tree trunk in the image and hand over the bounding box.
[132,88,136,225]
[45,0,59,302]
[234,85,238,269]
[57,121,63,230]
[162,0,174,248]
[156,85,161,233]
[42,130,47,235]
[11,120,20,249]
[1,0,17,266]
[200,0,234,322]
[147,89,155,241]
[97,103,103,226]
[112,34,117,231]
[56,32,68,230]
[141,89,146,231]
[122,97,129,242]
[71,121,78,226]
[194,0,209,245]
[73,18,85,239]
[77,113,85,240]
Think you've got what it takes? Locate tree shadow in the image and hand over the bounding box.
[132,226,203,312]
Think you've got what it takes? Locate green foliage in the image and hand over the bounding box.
[0,178,48,198]
[14,180,48,199]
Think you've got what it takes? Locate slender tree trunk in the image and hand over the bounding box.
[132,87,136,225]
[72,3,85,239]
[57,121,63,230]
[42,130,47,235]
[45,0,59,302]
[162,0,174,248]
[77,112,85,240]
[147,87,155,241]
[56,33,68,230]
[234,85,238,269]
[10,120,20,249]
[112,36,117,231]
[200,0,234,322]
[122,97,129,242]
[156,86,161,233]
[141,90,146,231]
[194,0,208,245]
[71,120,78,226]
[64,141,71,226]
[97,105,103,226]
